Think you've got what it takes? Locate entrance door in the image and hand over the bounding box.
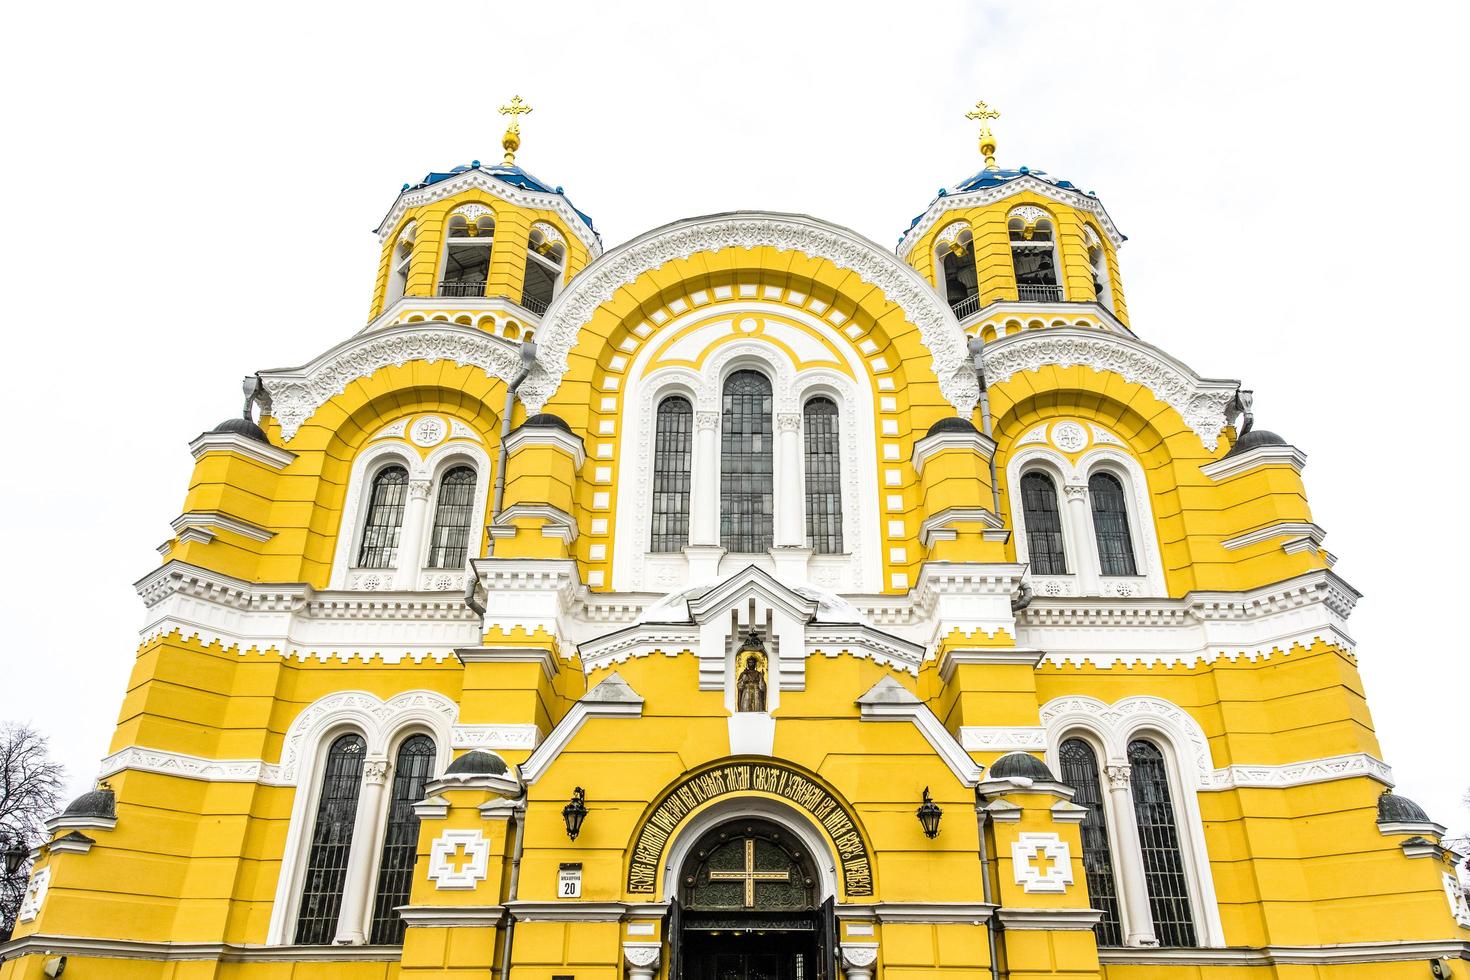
[674,819,825,980]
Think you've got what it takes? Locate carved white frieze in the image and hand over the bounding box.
[1444,871,1470,928]
[1011,832,1074,894]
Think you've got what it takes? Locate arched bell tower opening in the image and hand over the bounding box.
[673,817,834,980]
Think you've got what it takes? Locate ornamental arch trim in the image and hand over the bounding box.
[626,757,875,901]
[528,212,980,417]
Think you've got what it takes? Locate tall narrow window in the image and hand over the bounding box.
[386,225,414,306]
[650,396,693,553]
[1059,739,1123,946]
[369,734,437,945]
[426,466,476,569]
[1009,212,1063,302]
[1085,226,1114,310]
[1128,739,1197,947]
[520,225,566,315]
[440,211,494,297]
[803,397,843,554]
[1089,472,1138,576]
[294,733,366,945]
[938,227,979,318]
[357,465,409,569]
[1020,472,1067,575]
[720,370,773,553]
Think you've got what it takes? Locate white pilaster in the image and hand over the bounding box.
[1104,762,1158,947]
[774,412,804,547]
[394,480,433,589]
[689,411,721,547]
[333,755,391,944]
[1063,482,1101,596]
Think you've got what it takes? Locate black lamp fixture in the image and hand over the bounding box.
[916,787,943,839]
[563,787,588,841]
[1,836,28,876]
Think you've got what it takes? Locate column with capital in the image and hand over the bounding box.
[623,942,661,980]
[333,755,392,944]
[771,412,812,581]
[685,410,725,579]
[394,479,434,590]
[1062,482,1101,596]
[1104,762,1158,947]
[840,944,879,980]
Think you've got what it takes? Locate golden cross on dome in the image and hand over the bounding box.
[966,100,1002,171]
[499,95,534,165]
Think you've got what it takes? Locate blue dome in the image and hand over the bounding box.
[410,162,598,237]
[902,166,1114,245]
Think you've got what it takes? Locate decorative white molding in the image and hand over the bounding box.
[17,867,49,922]
[0,934,407,962]
[1216,753,1394,791]
[983,328,1239,450]
[46,831,95,855]
[188,430,295,469]
[375,167,601,255]
[1098,940,1470,967]
[397,905,505,928]
[1222,521,1326,552]
[492,503,580,543]
[450,724,541,751]
[856,677,983,786]
[910,428,995,474]
[994,907,1103,931]
[518,672,644,784]
[259,324,525,440]
[1011,832,1074,893]
[898,172,1126,258]
[532,212,980,417]
[170,511,274,545]
[504,424,586,468]
[1445,872,1470,928]
[959,726,1048,752]
[427,829,490,890]
[1200,443,1308,480]
[918,507,1008,549]
[99,747,273,784]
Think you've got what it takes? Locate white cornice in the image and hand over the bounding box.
[1379,819,1448,838]
[398,905,506,928]
[454,645,559,681]
[1222,521,1326,551]
[518,672,644,784]
[982,328,1240,450]
[490,503,580,543]
[367,294,542,334]
[833,902,996,924]
[1098,940,1470,967]
[897,174,1125,258]
[529,211,980,417]
[188,431,296,469]
[940,646,1045,682]
[503,425,587,468]
[1200,443,1308,480]
[170,511,274,544]
[911,428,996,474]
[258,324,525,441]
[375,168,601,256]
[856,677,983,786]
[994,907,1103,931]
[0,935,404,962]
[919,507,1007,548]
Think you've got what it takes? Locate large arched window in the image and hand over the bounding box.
[1020,472,1067,575]
[520,225,566,315]
[1088,472,1138,576]
[1009,209,1062,302]
[720,370,774,553]
[357,466,409,569]
[294,733,366,945]
[440,210,494,297]
[1059,738,1123,946]
[425,466,476,569]
[650,396,693,553]
[803,397,843,554]
[369,734,437,945]
[1128,739,1197,947]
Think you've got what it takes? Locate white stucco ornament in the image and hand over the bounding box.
[427,829,490,890]
[411,415,447,447]
[1445,871,1470,928]
[1011,832,1074,894]
[18,866,50,922]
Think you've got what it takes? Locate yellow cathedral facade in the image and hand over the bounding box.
[4,100,1467,980]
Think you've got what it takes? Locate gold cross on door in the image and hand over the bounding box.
[707,839,791,908]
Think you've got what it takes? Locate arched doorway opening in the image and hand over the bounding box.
[673,817,835,980]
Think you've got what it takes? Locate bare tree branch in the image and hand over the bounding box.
[0,723,66,942]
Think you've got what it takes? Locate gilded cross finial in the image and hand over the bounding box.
[499,95,534,165]
[965,100,1001,170]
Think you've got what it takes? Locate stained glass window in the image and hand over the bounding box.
[426,466,476,569]
[1128,739,1197,947]
[803,398,843,554]
[1059,738,1123,946]
[720,371,773,553]
[294,733,366,945]
[651,396,693,552]
[1020,472,1067,575]
[369,734,437,944]
[357,466,409,569]
[1089,472,1137,576]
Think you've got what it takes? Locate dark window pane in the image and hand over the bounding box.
[1011,244,1058,286]
[720,371,773,553]
[357,466,409,569]
[443,244,491,286]
[941,250,978,307]
[1128,740,1197,947]
[803,398,843,554]
[369,734,437,944]
[294,733,366,945]
[1089,472,1138,576]
[1059,739,1123,946]
[1020,472,1067,575]
[651,397,693,552]
[520,257,557,314]
[426,466,476,569]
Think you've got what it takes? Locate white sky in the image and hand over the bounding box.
[1,0,1466,839]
